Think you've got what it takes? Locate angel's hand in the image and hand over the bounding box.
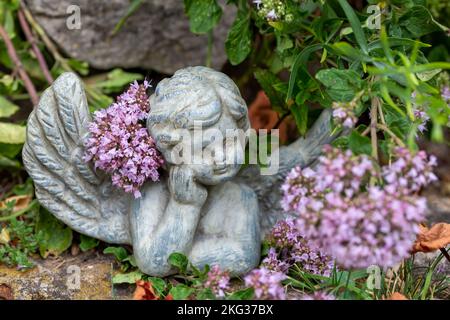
[168,165,207,206]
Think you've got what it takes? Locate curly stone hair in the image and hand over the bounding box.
[147,66,250,131]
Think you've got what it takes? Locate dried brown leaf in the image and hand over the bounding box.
[412,223,450,253]
[388,292,408,300]
[0,195,32,212]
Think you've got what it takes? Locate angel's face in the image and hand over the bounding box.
[149,105,246,186]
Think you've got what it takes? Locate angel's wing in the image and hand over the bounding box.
[237,109,338,236]
[22,73,131,244]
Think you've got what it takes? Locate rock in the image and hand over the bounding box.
[25,0,236,74]
[0,251,134,299]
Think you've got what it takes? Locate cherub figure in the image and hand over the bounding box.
[23,66,336,276]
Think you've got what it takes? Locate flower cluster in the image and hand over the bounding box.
[281,146,435,269]
[300,291,336,300]
[84,80,164,198]
[382,147,437,195]
[411,91,430,133]
[253,0,292,22]
[203,265,230,298]
[244,267,286,300]
[331,101,358,128]
[262,218,335,277]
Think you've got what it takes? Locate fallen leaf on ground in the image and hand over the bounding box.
[388,292,408,300]
[412,223,450,253]
[0,228,10,244]
[0,195,32,212]
[133,280,172,300]
[0,284,13,300]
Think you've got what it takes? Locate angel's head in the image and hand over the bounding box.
[147,66,250,185]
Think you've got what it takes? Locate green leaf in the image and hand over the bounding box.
[112,271,143,284]
[168,252,189,274]
[291,104,308,136]
[196,288,216,300]
[254,69,286,114]
[112,0,144,35]
[103,246,129,262]
[336,0,368,54]
[399,5,447,38]
[225,8,252,65]
[0,154,20,168]
[227,287,254,300]
[35,207,73,258]
[0,95,19,118]
[184,0,223,34]
[348,130,372,156]
[148,277,166,297]
[0,122,26,144]
[286,44,323,102]
[315,68,363,102]
[169,284,194,300]
[92,69,144,94]
[0,143,22,158]
[79,234,99,252]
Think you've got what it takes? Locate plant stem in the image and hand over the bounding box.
[18,8,54,84]
[206,30,213,68]
[440,248,450,263]
[376,124,406,147]
[370,97,379,161]
[21,4,72,72]
[0,200,38,221]
[0,24,39,106]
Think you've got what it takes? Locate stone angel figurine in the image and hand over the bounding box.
[23,66,336,277]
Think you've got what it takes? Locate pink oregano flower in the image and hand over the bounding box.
[84,80,164,198]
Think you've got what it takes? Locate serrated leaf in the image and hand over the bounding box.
[184,0,223,34]
[254,69,287,114]
[291,104,308,136]
[225,9,252,65]
[316,68,363,102]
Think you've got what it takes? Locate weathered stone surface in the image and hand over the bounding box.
[0,251,133,300]
[25,0,236,74]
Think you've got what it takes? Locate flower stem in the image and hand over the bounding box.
[0,24,39,106]
[370,97,379,161]
[376,124,406,148]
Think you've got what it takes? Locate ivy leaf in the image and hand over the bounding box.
[79,234,99,252]
[168,252,189,274]
[348,130,372,156]
[225,8,252,65]
[169,284,194,300]
[184,0,223,34]
[315,68,363,102]
[254,69,287,114]
[35,207,73,258]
